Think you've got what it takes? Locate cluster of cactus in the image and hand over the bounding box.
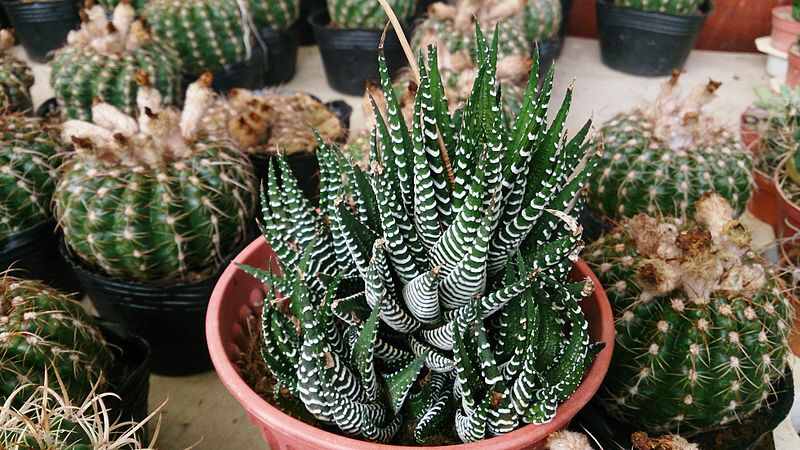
[588,72,752,220]
[51,2,182,121]
[241,28,604,444]
[752,85,800,177]
[144,0,299,76]
[615,0,705,15]
[585,194,792,433]
[0,276,113,404]
[202,89,345,156]
[55,74,257,283]
[0,30,33,113]
[412,0,560,116]
[1,382,161,449]
[327,0,416,29]
[0,114,62,241]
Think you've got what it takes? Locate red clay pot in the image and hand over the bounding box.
[207,237,615,450]
[772,5,800,53]
[741,107,781,228]
[775,158,800,252]
[788,44,800,87]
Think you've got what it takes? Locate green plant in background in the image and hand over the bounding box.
[240,27,605,444]
[56,74,257,283]
[51,2,181,120]
[0,382,163,449]
[752,85,800,176]
[794,0,800,21]
[587,72,752,220]
[95,0,149,10]
[585,194,791,434]
[523,0,562,43]
[0,29,33,113]
[615,0,705,15]
[0,276,113,404]
[0,115,62,242]
[328,0,416,29]
[143,0,298,76]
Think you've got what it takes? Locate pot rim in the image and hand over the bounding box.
[207,237,615,449]
[596,0,711,19]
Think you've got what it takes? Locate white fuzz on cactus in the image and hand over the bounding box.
[545,430,595,450]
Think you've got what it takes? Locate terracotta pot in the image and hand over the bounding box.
[772,5,800,52]
[568,0,788,52]
[741,107,781,228]
[775,157,800,249]
[207,237,615,450]
[788,44,800,87]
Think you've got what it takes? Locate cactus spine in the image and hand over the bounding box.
[0,115,62,241]
[241,27,603,444]
[588,73,752,220]
[615,0,705,15]
[327,0,416,29]
[51,2,182,121]
[585,194,792,433]
[0,276,113,404]
[56,75,257,283]
[0,30,33,113]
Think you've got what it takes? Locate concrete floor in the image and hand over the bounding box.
[15,37,800,449]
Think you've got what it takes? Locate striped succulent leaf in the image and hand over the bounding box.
[242,26,601,444]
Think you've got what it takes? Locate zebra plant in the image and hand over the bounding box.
[240,27,602,444]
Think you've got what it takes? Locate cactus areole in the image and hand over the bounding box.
[56,74,257,283]
[585,194,792,434]
[239,26,607,445]
[589,72,752,220]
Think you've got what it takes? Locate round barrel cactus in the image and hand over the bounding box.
[0,114,62,241]
[523,0,562,41]
[56,75,257,283]
[95,0,149,10]
[0,276,113,404]
[585,194,791,433]
[51,3,182,120]
[588,73,752,220]
[249,0,300,30]
[0,30,34,113]
[328,0,416,29]
[615,0,705,15]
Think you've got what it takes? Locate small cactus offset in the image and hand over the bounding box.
[51,2,182,120]
[328,0,416,29]
[241,28,604,444]
[0,276,113,404]
[588,72,752,220]
[202,89,345,156]
[0,30,33,113]
[0,114,62,241]
[0,382,162,449]
[585,194,792,433]
[615,0,705,15]
[144,0,275,75]
[56,75,257,283]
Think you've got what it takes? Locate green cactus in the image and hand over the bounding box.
[523,0,562,42]
[327,0,416,29]
[144,0,296,75]
[0,30,34,113]
[0,276,114,405]
[615,0,705,15]
[795,0,800,21]
[56,75,257,283]
[752,85,800,177]
[588,74,752,220]
[585,194,792,434]
[96,0,149,10]
[240,28,605,444]
[0,115,62,242]
[1,382,160,449]
[50,4,182,120]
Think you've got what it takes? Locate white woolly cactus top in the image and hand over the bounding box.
[62,73,217,167]
[65,1,147,55]
[644,71,727,151]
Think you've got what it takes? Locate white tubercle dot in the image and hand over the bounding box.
[648,343,659,355]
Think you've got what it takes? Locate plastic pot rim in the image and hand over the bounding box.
[308,9,406,49]
[206,237,616,449]
[0,221,53,254]
[596,0,710,34]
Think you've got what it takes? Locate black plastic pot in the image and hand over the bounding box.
[310,9,408,96]
[579,208,614,243]
[100,322,151,429]
[61,242,245,376]
[0,6,9,28]
[574,367,795,450]
[596,0,709,76]
[294,0,325,45]
[1,0,80,62]
[181,48,267,94]
[0,222,81,294]
[261,27,298,85]
[559,0,572,42]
